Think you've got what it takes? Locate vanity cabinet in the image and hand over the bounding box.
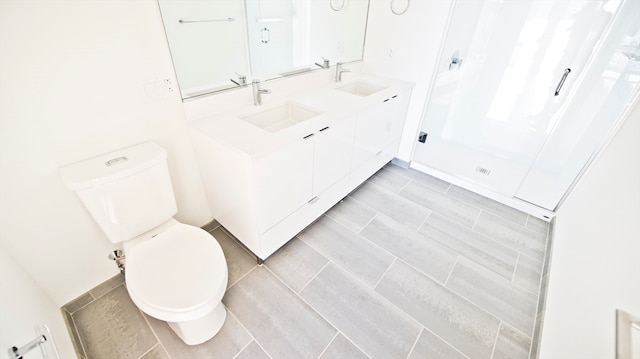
[191,77,413,261]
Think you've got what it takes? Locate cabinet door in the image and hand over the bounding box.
[352,93,409,169]
[313,114,357,196]
[253,137,314,233]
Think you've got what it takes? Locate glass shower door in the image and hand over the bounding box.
[413,0,621,197]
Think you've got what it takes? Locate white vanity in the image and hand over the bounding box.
[191,75,413,261]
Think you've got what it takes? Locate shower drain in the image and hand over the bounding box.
[475,166,492,175]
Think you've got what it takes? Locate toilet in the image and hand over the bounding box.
[59,141,228,345]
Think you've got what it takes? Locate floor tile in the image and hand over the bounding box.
[375,260,500,359]
[408,329,467,359]
[419,213,518,280]
[446,257,537,336]
[211,227,257,288]
[366,166,411,193]
[400,181,481,228]
[298,215,394,287]
[474,212,547,262]
[145,307,251,358]
[235,341,270,359]
[89,273,125,299]
[320,333,368,359]
[349,180,431,230]
[63,292,94,314]
[525,216,550,236]
[446,185,529,226]
[73,285,157,359]
[300,263,422,359]
[384,164,451,192]
[360,214,457,283]
[140,344,170,359]
[513,254,543,295]
[265,237,328,293]
[223,267,336,358]
[493,323,532,359]
[325,196,377,233]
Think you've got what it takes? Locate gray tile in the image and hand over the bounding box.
[89,273,125,299]
[360,214,457,283]
[299,216,394,287]
[145,307,251,358]
[400,181,481,228]
[349,181,431,230]
[446,257,537,336]
[367,166,411,193]
[64,292,94,314]
[140,344,170,359]
[235,341,270,359]
[265,238,328,292]
[325,196,377,233]
[447,185,528,226]
[474,212,547,262]
[224,267,336,358]
[374,260,499,359]
[526,215,550,236]
[62,308,86,358]
[202,219,221,232]
[513,254,543,295]
[384,163,451,192]
[300,263,421,359]
[211,227,257,288]
[320,334,368,359]
[419,213,518,280]
[493,324,531,359]
[408,329,467,359]
[73,285,157,359]
[530,312,544,359]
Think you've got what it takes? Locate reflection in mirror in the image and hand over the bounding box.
[158,0,370,100]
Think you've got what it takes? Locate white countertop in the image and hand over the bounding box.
[190,75,414,158]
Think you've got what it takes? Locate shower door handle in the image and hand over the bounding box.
[554,68,571,96]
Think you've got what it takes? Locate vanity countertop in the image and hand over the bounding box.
[190,75,414,158]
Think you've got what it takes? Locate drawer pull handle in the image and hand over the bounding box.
[319,126,330,132]
[308,196,319,204]
[303,133,315,139]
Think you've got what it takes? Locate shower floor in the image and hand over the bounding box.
[62,163,552,359]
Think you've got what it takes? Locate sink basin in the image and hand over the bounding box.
[240,102,322,133]
[335,82,387,97]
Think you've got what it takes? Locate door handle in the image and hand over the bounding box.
[554,68,571,96]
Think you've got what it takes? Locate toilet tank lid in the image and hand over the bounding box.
[59,142,167,191]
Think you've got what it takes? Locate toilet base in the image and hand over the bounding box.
[167,302,227,345]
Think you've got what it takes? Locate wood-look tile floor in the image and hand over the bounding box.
[62,163,551,359]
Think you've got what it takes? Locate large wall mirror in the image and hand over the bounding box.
[158,0,370,100]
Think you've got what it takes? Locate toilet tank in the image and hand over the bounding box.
[59,142,177,243]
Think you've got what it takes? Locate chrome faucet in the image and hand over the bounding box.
[230,73,247,87]
[335,62,350,82]
[315,57,330,69]
[252,80,271,106]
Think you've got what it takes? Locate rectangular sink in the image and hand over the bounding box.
[335,82,387,97]
[240,102,322,133]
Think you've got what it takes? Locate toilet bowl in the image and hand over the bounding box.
[59,141,229,345]
[125,220,228,345]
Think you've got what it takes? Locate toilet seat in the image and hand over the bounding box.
[125,223,228,323]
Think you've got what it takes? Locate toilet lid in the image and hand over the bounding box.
[125,224,227,313]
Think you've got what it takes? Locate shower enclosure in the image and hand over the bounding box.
[412,0,639,213]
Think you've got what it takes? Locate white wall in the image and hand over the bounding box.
[539,100,640,358]
[363,0,453,162]
[0,245,76,358]
[0,0,212,306]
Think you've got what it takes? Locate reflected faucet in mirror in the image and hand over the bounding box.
[230,73,247,87]
[315,57,330,69]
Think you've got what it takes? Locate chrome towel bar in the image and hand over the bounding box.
[178,18,234,24]
[8,335,46,359]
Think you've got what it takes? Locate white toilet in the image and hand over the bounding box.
[59,141,228,345]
